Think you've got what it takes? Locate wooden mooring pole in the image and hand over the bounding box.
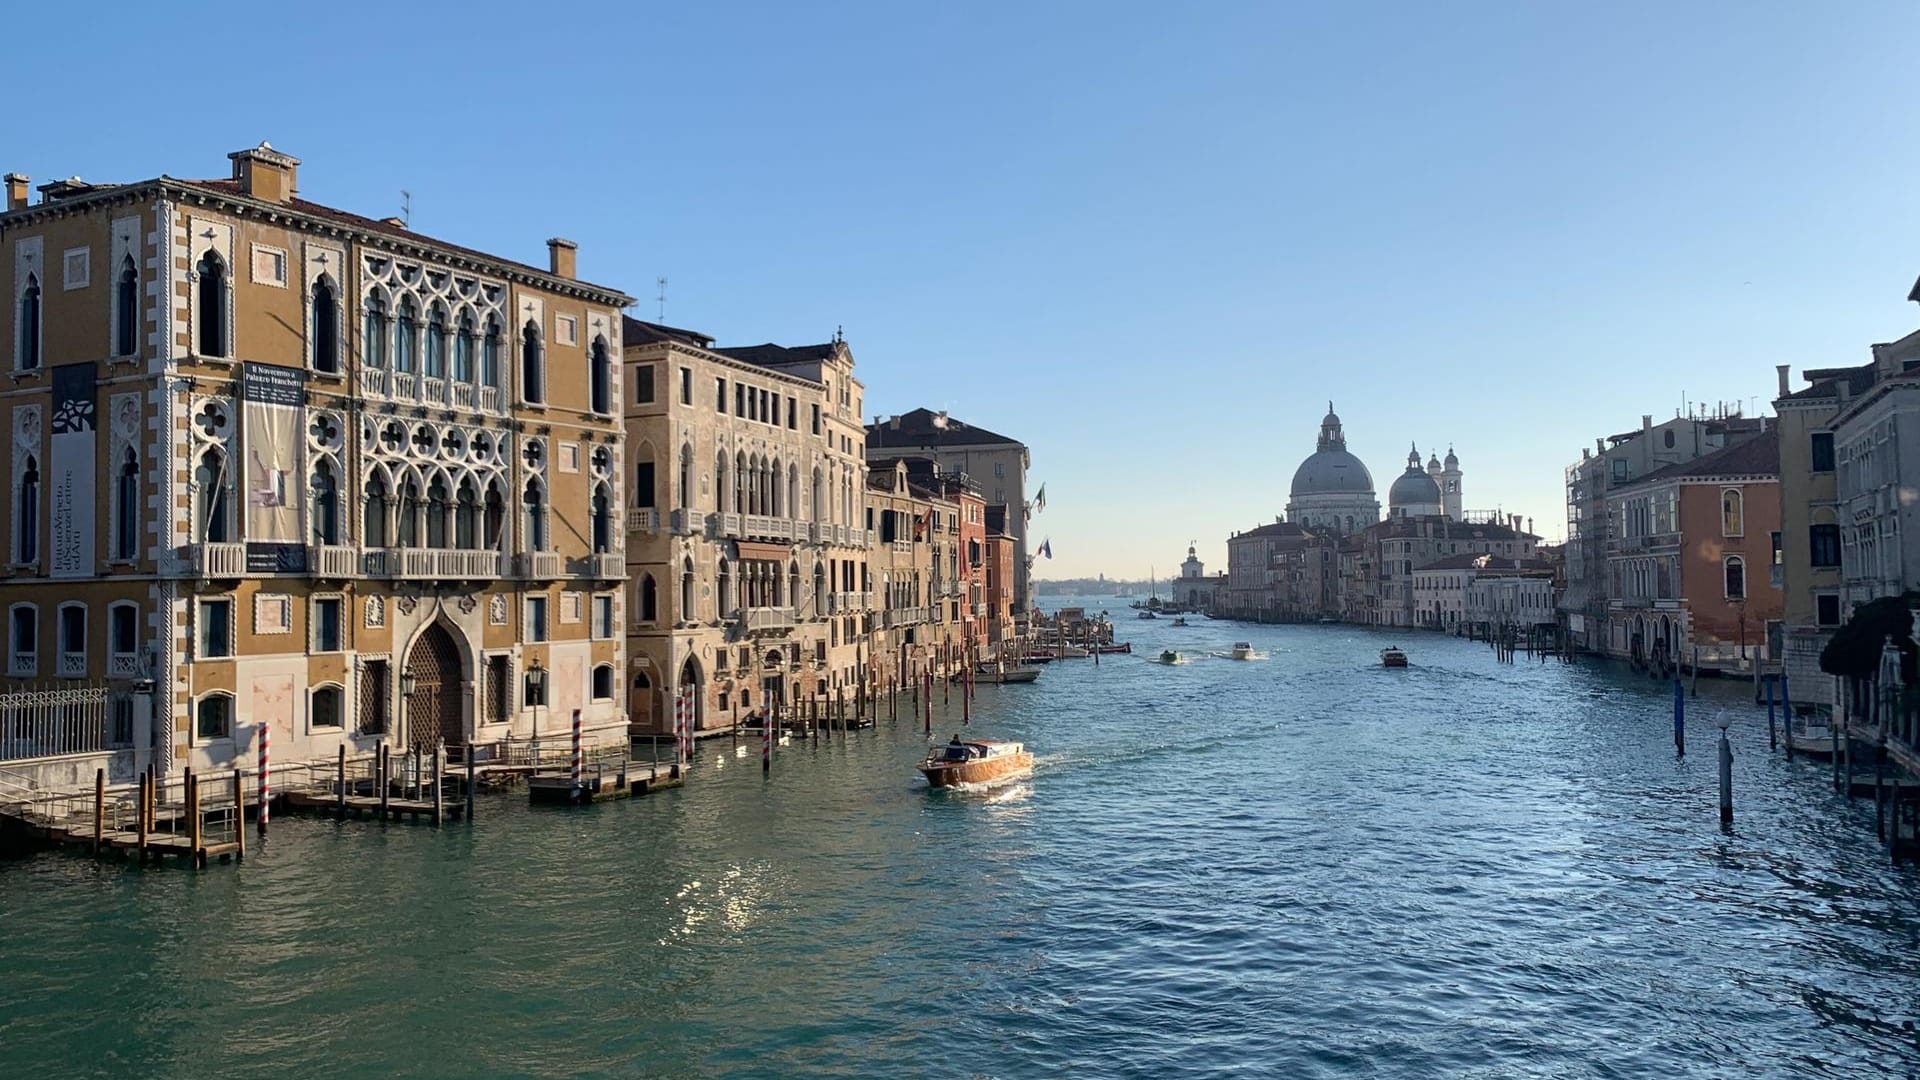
[135,772,149,862]
[92,768,104,856]
[378,745,391,818]
[336,744,348,820]
[233,771,246,861]
[466,743,477,821]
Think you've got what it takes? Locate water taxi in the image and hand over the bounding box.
[1155,649,1182,665]
[1170,617,1189,627]
[1094,642,1133,655]
[920,738,1033,788]
[1138,610,1158,620]
[1380,646,1409,668]
[1229,642,1259,660]
[972,663,1042,684]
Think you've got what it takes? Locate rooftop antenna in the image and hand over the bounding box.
[656,276,668,322]
[400,190,412,228]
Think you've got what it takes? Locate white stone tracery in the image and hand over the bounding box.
[358,254,508,411]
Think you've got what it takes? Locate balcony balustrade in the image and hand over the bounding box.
[393,371,417,400]
[190,542,247,579]
[743,515,792,542]
[627,507,660,533]
[358,368,388,397]
[744,607,797,632]
[367,547,503,580]
[670,509,705,536]
[515,551,563,580]
[589,552,625,580]
[714,512,744,539]
[310,544,359,579]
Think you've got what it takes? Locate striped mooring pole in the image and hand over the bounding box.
[570,708,583,785]
[257,722,270,834]
[762,689,772,774]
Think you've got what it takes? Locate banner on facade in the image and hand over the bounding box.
[242,362,307,574]
[49,363,96,578]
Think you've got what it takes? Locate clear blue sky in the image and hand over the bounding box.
[7,2,1919,578]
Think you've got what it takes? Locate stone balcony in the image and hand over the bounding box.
[367,547,503,580]
[670,510,706,536]
[587,552,625,580]
[744,607,797,633]
[514,551,563,580]
[627,507,660,533]
[309,544,359,579]
[742,515,795,542]
[188,542,247,579]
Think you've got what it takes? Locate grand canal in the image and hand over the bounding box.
[5,605,1920,1078]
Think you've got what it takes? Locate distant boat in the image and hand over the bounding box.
[1788,712,1836,757]
[1170,617,1188,627]
[1138,610,1157,620]
[1155,649,1181,665]
[1317,617,1338,625]
[973,663,1042,685]
[1229,642,1258,660]
[1094,642,1133,655]
[1380,646,1408,668]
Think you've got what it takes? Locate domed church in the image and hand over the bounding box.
[1286,404,1380,534]
[1388,443,1445,518]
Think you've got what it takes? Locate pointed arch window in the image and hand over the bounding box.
[425,475,450,548]
[789,561,800,610]
[396,475,422,547]
[640,573,658,622]
[311,276,340,373]
[312,460,340,545]
[394,296,418,373]
[195,253,227,358]
[364,471,390,548]
[714,450,729,513]
[17,455,41,563]
[680,558,695,620]
[113,448,140,559]
[483,481,506,550]
[635,451,656,509]
[455,479,479,550]
[193,449,229,544]
[425,305,448,379]
[18,273,41,371]
[363,293,390,369]
[718,558,734,618]
[482,316,503,390]
[523,480,548,551]
[115,257,139,358]
[591,483,612,553]
[589,336,611,414]
[677,445,692,511]
[521,320,545,403]
[453,311,476,384]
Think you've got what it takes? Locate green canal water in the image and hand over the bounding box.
[5,603,1920,1078]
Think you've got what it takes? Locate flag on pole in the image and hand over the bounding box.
[1034,484,1047,512]
[1038,538,1053,559]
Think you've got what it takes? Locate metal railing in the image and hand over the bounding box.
[0,685,112,762]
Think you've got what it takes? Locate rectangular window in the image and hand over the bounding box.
[200,599,231,658]
[811,404,821,435]
[311,686,343,728]
[634,364,655,404]
[736,383,747,418]
[59,605,84,655]
[487,655,510,724]
[110,604,137,657]
[787,396,797,429]
[528,596,549,642]
[717,377,728,412]
[250,245,286,287]
[594,595,614,639]
[63,247,90,290]
[1612,459,1628,482]
[315,597,342,651]
[679,366,692,405]
[1817,594,1842,627]
[1810,524,1842,568]
[359,658,389,736]
[555,314,578,346]
[1810,432,1835,472]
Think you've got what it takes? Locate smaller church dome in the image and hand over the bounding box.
[1389,444,1442,512]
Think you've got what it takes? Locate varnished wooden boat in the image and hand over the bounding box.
[919,738,1033,787]
[1381,647,1408,668]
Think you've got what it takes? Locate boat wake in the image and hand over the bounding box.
[1213,651,1267,661]
[930,768,1035,795]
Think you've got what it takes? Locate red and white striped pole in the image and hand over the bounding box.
[570,708,583,785]
[761,691,772,774]
[257,722,270,833]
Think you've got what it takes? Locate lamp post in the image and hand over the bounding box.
[399,669,418,744]
[527,658,546,762]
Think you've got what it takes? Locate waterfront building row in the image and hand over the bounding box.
[0,144,1033,792]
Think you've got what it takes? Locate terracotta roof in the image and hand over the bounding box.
[1232,521,1310,541]
[868,407,1023,449]
[621,315,714,349]
[1628,431,1778,487]
[170,178,632,302]
[714,342,837,368]
[1778,363,1875,404]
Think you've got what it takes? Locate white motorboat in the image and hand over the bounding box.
[1229,642,1260,660]
[1788,713,1836,757]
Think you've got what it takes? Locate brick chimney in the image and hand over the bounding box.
[547,238,577,279]
[228,142,299,203]
[3,173,26,211]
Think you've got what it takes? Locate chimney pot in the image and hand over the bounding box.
[547,237,577,280]
[3,173,27,211]
[227,142,298,204]
[1642,414,1653,432]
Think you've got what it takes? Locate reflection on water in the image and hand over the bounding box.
[4,604,1920,1078]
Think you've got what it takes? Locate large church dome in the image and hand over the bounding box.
[1388,444,1443,515]
[1289,406,1376,498]
[1284,404,1381,534]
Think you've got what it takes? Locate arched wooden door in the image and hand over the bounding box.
[406,622,465,752]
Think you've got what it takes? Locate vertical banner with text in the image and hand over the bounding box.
[50,363,97,578]
[242,362,307,574]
